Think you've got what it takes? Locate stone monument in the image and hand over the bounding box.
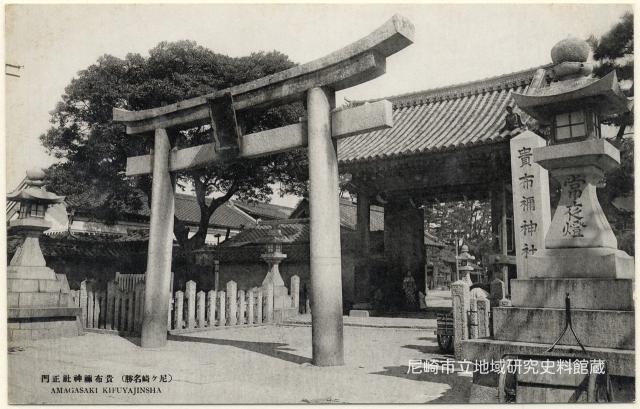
[463,37,634,402]
[7,168,83,342]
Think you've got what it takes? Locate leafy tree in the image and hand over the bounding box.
[41,40,307,250]
[588,11,633,138]
[587,12,634,254]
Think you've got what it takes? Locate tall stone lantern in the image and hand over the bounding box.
[7,168,83,341]
[512,38,634,278]
[462,38,635,402]
[256,226,291,319]
[456,244,475,285]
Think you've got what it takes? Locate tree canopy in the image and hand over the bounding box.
[587,11,634,254]
[41,40,307,250]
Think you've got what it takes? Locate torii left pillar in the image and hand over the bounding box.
[141,128,176,348]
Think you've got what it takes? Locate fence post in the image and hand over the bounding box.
[218,291,226,327]
[174,291,184,330]
[291,275,300,311]
[127,290,135,333]
[86,284,94,328]
[113,288,121,331]
[80,281,87,327]
[451,280,470,360]
[186,281,197,329]
[264,282,274,323]
[256,288,263,324]
[134,282,145,332]
[197,291,206,328]
[106,281,116,330]
[238,289,246,325]
[207,290,216,327]
[247,289,254,325]
[477,295,491,338]
[94,291,102,329]
[226,281,237,326]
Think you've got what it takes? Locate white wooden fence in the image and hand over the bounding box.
[69,275,300,335]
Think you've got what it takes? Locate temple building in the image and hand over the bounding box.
[336,66,549,306]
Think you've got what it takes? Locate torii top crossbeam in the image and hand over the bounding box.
[113,14,413,135]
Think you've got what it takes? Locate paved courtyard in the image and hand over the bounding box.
[8,321,471,404]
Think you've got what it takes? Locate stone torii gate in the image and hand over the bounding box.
[113,15,414,366]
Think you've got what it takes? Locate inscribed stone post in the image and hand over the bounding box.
[174,291,184,330]
[451,280,470,360]
[197,291,206,328]
[264,282,275,323]
[256,288,263,324]
[186,280,196,329]
[247,289,254,325]
[207,290,216,327]
[218,291,226,327]
[469,298,479,339]
[238,289,246,325]
[510,131,551,278]
[291,275,300,310]
[226,281,237,326]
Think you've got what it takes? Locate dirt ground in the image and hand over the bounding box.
[8,322,471,404]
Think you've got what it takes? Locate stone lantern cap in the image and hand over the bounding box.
[7,167,65,204]
[512,38,630,123]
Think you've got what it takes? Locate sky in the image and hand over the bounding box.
[4,3,633,206]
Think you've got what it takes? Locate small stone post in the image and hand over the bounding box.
[106,281,116,330]
[247,289,255,325]
[218,291,226,327]
[87,287,94,328]
[469,298,479,339]
[197,291,206,328]
[256,288,263,324]
[476,296,491,338]
[490,278,506,307]
[79,281,87,327]
[207,290,216,327]
[226,281,237,326]
[238,289,246,325]
[264,282,274,323]
[174,291,184,330]
[451,280,470,360]
[186,280,196,329]
[291,275,300,311]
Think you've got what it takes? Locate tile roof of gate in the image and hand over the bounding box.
[338,65,549,164]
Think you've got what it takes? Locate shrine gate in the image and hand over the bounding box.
[113,15,414,366]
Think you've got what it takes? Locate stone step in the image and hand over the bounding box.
[8,292,71,308]
[493,306,634,350]
[461,338,634,377]
[511,278,633,310]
